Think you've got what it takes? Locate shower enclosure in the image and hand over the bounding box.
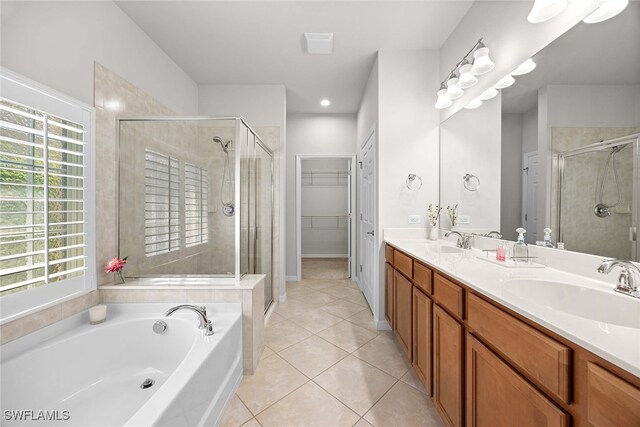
[117,117,274,310]
[557,134,639,261]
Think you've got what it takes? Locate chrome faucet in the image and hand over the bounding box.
[164,305,215,335]
[483,231,503,239]
[445,231,471,249]
[597,259,640,299]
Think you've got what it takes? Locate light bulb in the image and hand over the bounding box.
[435,89,453,109]
[479,87,498,101]
[457,63,478,89]
[464,98,483,109]
[583,0,628,23]
[494,74,515,89]
[445,76,464,100]
[320,99,331,107]
[511,58,536,76]
[471,47,495,75]
[527,0,568,23]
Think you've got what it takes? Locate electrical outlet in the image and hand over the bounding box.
[408,215,421,224]
[458,215,471,224]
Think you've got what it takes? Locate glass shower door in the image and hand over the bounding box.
[255,142,273,311]
[559,136,638,261]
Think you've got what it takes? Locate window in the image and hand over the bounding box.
[0,71,95,321]
[144,150,180,256]
[184,163,209,247]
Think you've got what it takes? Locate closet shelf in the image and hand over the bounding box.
[301,170,349,186]
[301,215,349,229]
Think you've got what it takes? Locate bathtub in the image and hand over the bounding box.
[0,303,242,427]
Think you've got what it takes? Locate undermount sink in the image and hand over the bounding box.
[503,279,640,329]
[424,244,463,254]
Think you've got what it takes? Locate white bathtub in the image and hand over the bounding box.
[0,303,242,427]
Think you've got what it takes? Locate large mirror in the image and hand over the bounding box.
[440,3,640,261]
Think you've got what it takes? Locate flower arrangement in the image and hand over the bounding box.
[427,204,442,227]
[105,256,128,284]
[447,205,458,227]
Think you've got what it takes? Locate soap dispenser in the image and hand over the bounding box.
[542,228,554,248]
[512,227,529,262]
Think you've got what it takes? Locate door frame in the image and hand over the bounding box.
[295,154,357,282]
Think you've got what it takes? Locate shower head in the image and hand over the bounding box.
[213,136,232,153]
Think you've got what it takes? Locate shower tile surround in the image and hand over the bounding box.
[549,127,640,259]
[0,65,280,372]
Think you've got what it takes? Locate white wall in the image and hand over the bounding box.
[439,0,603,122]
[440,96,502,232]
[286,114,357,277]
[522,108,538,154]
[300,159,349,257]
[0,1,198,114]
[373,50,440,326]
[501,113,523,241]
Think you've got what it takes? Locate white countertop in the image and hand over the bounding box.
[384,234,640,378]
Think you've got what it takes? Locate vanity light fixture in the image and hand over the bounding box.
[320,98,331,107]
[583,0,629,23]
[435,38,494,110]
[435,83,453,109]
[479,87,499,101]
[457,60,478,89]
[494,74,515,89]
[511,58,537,76]
[464,98,483,109]
[445,73,465,100]
[527,0,568,23]
[470,42,495,75]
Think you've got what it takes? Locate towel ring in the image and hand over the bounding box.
[463,173,480,191]
[406,174,423,190]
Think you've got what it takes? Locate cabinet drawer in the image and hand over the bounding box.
[587,363,640,427]
[394,249,413,279]
[467,335,569,427]
[413,261,433,294]
[385,244,394,264]
[467,293,571,403]
[433,273,464,320]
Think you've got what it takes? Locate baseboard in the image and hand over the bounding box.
[375,318,392,331]
[285,275,298,282]
[301,254,348,258]
[279,292,287,303]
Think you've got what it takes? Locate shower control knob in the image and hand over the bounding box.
[594,203,611,218]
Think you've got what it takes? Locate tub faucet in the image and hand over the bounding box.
[597,259,640,299]
[164,305,215,335]
[445,231,471,249]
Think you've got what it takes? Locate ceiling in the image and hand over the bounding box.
[502,2,640,114]
[115,1,474,113]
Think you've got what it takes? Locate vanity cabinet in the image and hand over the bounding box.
[384,262,394,328]
[383,242,640,427]
[412,286,432,395]
[466,334,569,427]
[433,304,464,427]
[394,269,413,360]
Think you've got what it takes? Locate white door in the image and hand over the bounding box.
[347,160,352,278]
[359,130,376,308]
[522,152,539,244]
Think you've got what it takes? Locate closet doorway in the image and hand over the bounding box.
[295,155,356,281]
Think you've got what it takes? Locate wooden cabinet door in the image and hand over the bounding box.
[586,362,640,427]
[466,334,569,427]
[413,286,432,395]
[385,262,395,328]
[434,304,464,427]
[394,270,412,360]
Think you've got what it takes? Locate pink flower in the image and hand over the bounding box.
[105,256,127,273]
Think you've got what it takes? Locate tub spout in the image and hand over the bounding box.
[164,305,214,336]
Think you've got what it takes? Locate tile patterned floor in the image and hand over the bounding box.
[220,258,444,427]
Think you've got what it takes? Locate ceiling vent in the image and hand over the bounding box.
[304,33,333,55]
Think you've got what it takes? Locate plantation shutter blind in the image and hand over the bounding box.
[0,98,87,296]
[144,150,180,256]
[184,163,208,247]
